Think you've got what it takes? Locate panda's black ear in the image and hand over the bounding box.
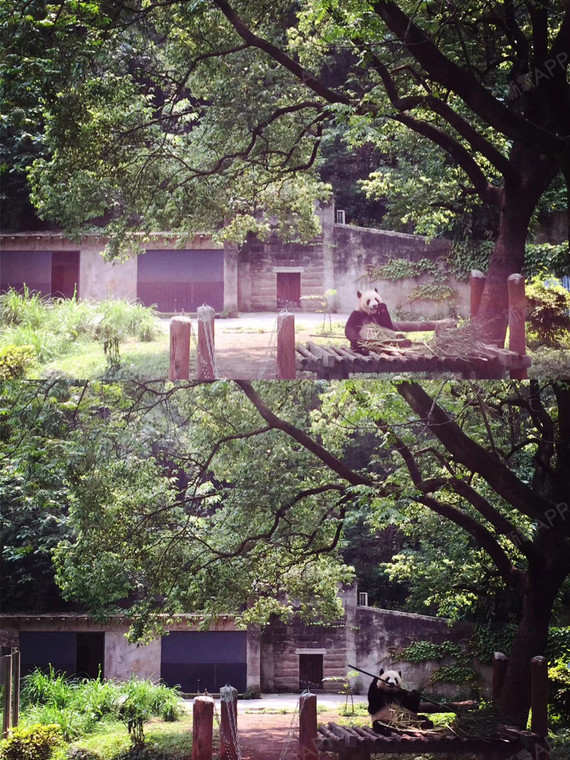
[398,671,402,678]
[357,290,362,299]
[379,669,384,676]
[374,288,379,293]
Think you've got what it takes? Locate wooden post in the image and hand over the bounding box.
[507,273,528,379]
[492,652,508,702]
[169,316,192,380]
[197,304,216,381]
[2,654,13,737]
[192,695,214,760]
[530,656,549,738]
[219,684,239,760]
[470,270,486,319]
[299,693,319,760]
[277,312,296,379]
[11,649,20,729]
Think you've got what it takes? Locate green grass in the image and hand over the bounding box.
[0,290,163,373]
[67,715,194,760]
[38,337,170,380]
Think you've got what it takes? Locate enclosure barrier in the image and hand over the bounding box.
[197,304,216,381]
[219,684,239,760]
[1,648,20,738]
[192,695,214,760]
[169,316,192,380]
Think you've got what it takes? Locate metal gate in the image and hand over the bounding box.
[19,632,104,678]
[137,250,224,313]
[160,632,247,694]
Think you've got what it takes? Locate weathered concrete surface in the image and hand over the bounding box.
[104,631,161,681]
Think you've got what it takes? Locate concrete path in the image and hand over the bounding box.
[183,692,366,712]
[159,311,351,332]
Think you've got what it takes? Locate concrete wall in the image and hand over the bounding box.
[331,223,468,318]
[237,235,325,312]
[105,631,161,681]
[354,606,484,699]
[0,605,490,696]
[0,233,225,307]
[1,222,469,317]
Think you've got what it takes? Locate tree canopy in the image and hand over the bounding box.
[1,1,569,336]
[1,378,569,725]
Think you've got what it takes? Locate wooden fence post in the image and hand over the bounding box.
[492,652,508,702]
[470,270,486,320]
[277,312,296,380]
[11,648,20,729]
[299,693,319,760]
[2,654,13,737]
[169,316,192,380]
[530,656,549,738]
[197,304,216,381]
[219,685,239,760]
[507,273,528,379]
[192,695,214,760]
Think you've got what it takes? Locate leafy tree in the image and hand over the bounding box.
[4,1,569,342]
[232,382,570,724]
[21,378,564,730]
[0,380,79,611]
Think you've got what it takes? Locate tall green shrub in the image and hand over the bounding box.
[526,277,570,348]
[0,724,62,760]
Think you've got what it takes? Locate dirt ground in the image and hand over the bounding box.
[199,314,349,380]
[230,711,337,760]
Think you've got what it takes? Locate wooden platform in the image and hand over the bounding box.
[296,342,532,380]
[317,721,548,759]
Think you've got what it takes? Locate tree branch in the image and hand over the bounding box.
[362,47,515,181]
[235,381,374,487]
[393,113,500,204]
[396,381,566,533]
[211,0,351,106]
[416,494,522,588]
[371,0,564,155]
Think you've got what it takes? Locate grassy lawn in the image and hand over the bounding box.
[37,335,171,380]
[66,713,195,760]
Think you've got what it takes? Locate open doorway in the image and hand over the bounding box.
[276,272,301,309]
[299,653,323,691]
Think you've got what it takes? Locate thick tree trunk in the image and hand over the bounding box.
[474,196,532,346]
[474,150,559,346]
[499,560,565,727]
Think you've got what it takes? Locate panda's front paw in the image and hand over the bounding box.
[372,720,392,735]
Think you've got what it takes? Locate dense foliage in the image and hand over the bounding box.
[18,669,181,742]
[1,0,568,341]
[1,379,568,726]
[0,724,63,760]
[526,276,570,348]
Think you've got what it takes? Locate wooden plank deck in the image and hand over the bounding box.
[296,342,532,380]
[316,722,547,758]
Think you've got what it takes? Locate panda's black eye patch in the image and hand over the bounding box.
[367,299,371,305]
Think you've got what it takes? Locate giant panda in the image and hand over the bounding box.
[345,289,396,351]
[367,669,426,732]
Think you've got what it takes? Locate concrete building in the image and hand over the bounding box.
[0,206,468,318]
[0,588,482,697]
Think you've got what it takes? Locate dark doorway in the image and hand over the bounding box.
[0,250,79,297]
[76,633,105,678]
[276,272,301,308]
[19,631,104,678]
[299,653,323,691]
[160,631,247,694]
[51,251,80,298]
[137,250,224,312]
